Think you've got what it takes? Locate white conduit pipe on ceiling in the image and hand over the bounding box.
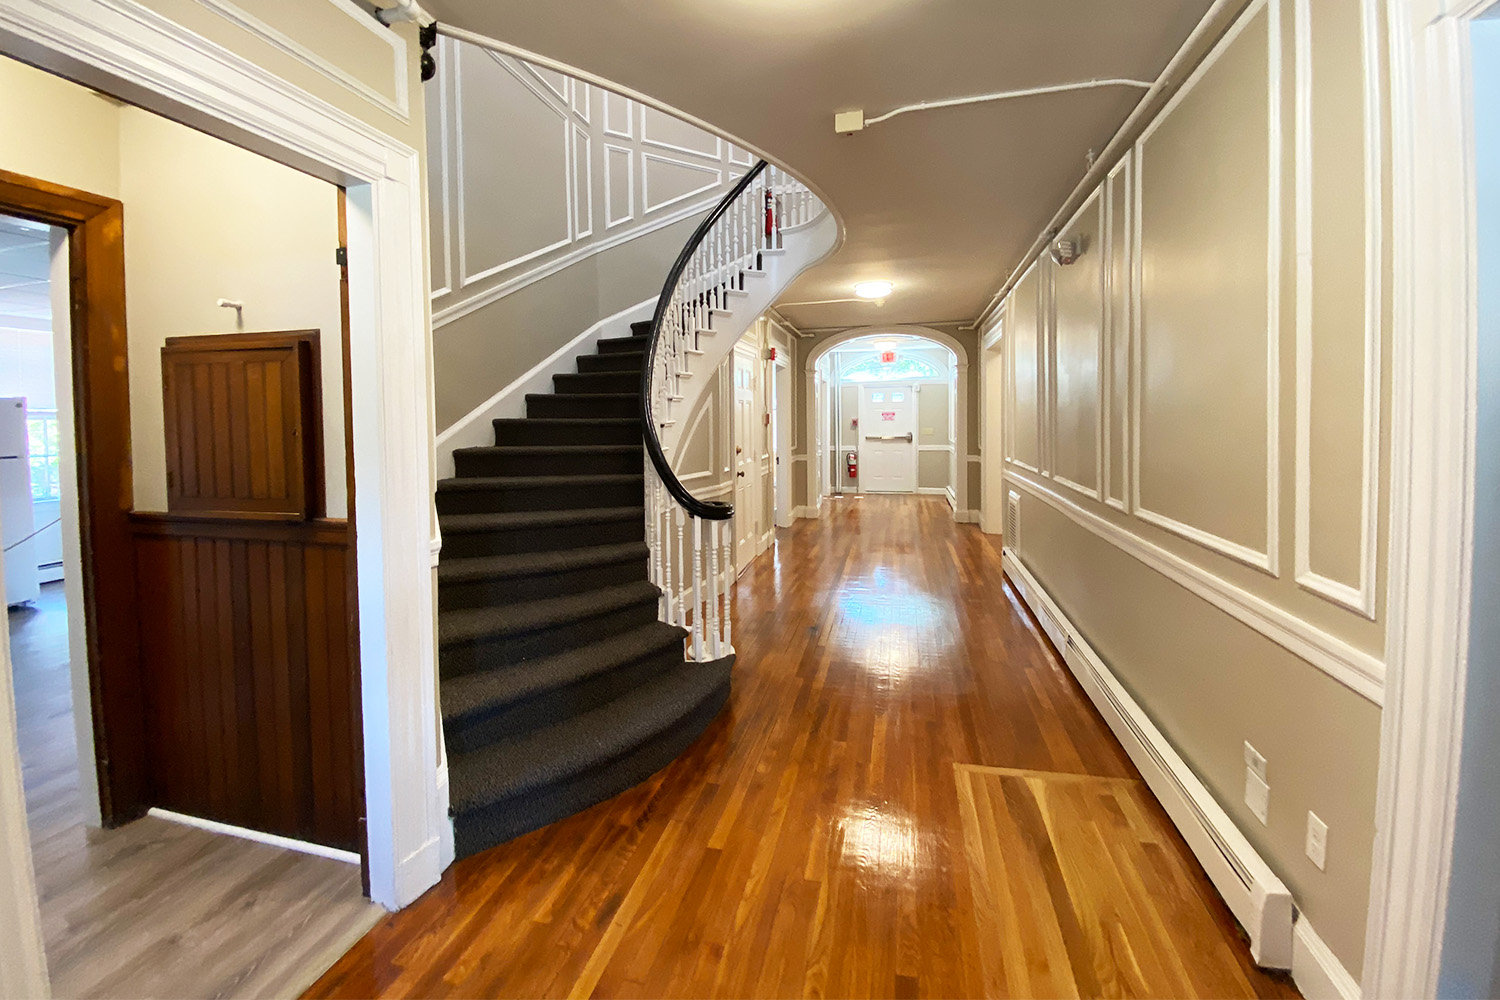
[861,78,1153,128]
[970,0,1253,329]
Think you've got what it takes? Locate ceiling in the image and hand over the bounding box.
[0,215,52,332]
[420,0,1215,330]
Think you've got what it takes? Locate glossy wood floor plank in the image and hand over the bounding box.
[8,582,380,999]
[306,496,1299,999]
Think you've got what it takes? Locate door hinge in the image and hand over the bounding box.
[335,246,348,267]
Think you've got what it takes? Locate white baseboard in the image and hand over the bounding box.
[954,508,981,524]
[148,807,360,865]
[434,296,657,478]
[1001,549,1295,969]
[792,504,821,519]
[1293,916,1362,1000]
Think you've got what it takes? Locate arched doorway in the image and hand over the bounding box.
[799,326,972,518]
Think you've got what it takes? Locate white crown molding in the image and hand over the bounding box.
[1005,467,1384,703]
[1131,0,1282,577]
[191,0,409,122]
[1291,0,1382,619]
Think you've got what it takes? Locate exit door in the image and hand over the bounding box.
[857,384,916,493]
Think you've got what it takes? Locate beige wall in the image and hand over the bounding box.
[0,55,348,516]
[994,0,1388,972]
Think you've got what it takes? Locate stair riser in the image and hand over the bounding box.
[527,394,640,419]
[597,336,650,355]
[440,599,660,677]
[629,320,652,336]
[436,480,643,516]
[491,420,639,447]
[444,646,683,754]
[439,556,648,611]
[441,517,643,559]
[553,373,640,395]
[576,353,645,374]
[450,674,729,858]
[454,449,643,478]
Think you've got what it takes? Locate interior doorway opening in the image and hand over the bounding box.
[816,333,960,503]
[0,51,378,999]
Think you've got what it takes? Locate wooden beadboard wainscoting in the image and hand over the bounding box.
[129,513,362,851]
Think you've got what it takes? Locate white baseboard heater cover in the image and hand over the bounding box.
[1002,548,1295,969]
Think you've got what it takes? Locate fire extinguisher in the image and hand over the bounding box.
[764,187,775,240]
[846,450,858,481]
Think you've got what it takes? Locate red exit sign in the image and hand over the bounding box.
[880,350,896,364]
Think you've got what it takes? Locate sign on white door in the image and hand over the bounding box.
[857,384,916,493]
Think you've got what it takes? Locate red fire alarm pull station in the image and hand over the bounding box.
[767,346,777,362]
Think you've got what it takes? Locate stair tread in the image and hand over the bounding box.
[439,579,659,648]
[437,473,642,493]
[493,417,637,426]
[528,392,641,400]
[441,619,684,723]
[453,444,642,457]
[438,541,648,584]
[439,506,642,534]
[449,657,729,811]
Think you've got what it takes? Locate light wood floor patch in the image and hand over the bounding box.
[957,763,1275,999]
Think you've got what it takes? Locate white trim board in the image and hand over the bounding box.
[1294,915,1362,1000]
[434,296,656,478]
[1005,469,1384,703]
[148,808,361,865]
[1002,549,1295,969]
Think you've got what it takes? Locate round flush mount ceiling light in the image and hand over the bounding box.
[853,280,893,300]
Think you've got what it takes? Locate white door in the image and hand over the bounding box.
[733,350,757,573]
[857,383,916,493]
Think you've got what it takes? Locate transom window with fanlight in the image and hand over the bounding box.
[838,354,943,383]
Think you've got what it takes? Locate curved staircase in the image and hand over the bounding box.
[438,162,830,860]
[438,323,731,858]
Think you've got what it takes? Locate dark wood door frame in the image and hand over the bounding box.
[0,167,144,825]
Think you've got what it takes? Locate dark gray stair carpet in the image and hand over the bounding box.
[436,322,731,861]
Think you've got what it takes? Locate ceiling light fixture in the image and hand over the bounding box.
[854,280,893,300]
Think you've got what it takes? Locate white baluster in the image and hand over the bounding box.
[661,482,674,625]
[674,505,686,627]
[707,519,722,659]
[690,515,704,660]
[723,516,733,652]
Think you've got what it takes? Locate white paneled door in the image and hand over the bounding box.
[734,349,757,573]
[858,384,916,493]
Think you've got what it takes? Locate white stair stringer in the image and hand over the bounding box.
[656,208,837,461]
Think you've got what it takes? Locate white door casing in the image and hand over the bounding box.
[858,383,917,493]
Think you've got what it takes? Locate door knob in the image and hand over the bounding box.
[737,471,745,478]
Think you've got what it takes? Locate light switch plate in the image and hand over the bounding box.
[1245,770,1270,825]
[1243,741,1268,782]
[1306,811,1328,870]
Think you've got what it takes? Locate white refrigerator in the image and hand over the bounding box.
[1,397,40,607]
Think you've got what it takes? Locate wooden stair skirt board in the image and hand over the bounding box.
[1001,548,1296,970]
[436,319,732,860]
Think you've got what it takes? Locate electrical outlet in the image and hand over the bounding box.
[1244,770,1270,825]
[1243,741,1268,782]
[1306,812,1328,871]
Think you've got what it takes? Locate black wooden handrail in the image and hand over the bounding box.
[640,159,769,521]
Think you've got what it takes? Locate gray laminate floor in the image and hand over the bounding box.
[9,582,380,999]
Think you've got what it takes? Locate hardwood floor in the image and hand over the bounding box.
[307,495,1299,999]
[8,581,379,999]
